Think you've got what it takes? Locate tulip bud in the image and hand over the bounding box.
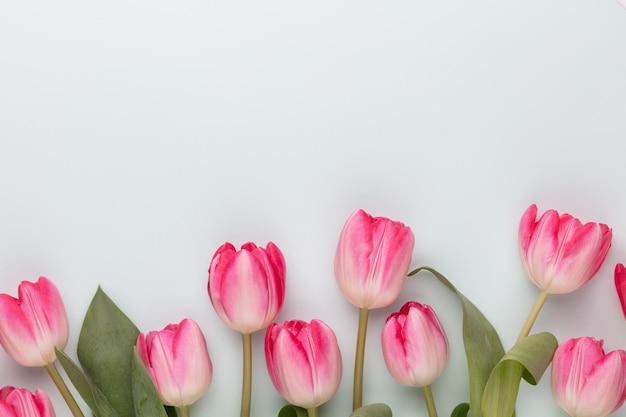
[334,209,415,309]
[614,263,626,320]
[551,337,626,417]
[0,386,56,417]
[381,301,449,387]
[136,319,213,407]
[265,319,342,409]
[518,204,612,294]
[0,277,69,367]
[208,242,286,334]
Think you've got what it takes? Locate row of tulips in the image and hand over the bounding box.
[1,205,626,417]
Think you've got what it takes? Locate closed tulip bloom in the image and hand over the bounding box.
[335,209,415,309]
[0,386,56,417]
[551,337,626,417]
[518,204,612,294]
[0,277,69,367]
[614,263,626,319]
[208,242,286,334]
[136,319,213,407]
[381,301,449,387]
[265,319,342,409]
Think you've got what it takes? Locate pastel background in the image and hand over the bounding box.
[1,1,626,416]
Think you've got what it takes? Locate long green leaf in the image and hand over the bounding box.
[481,332,557,417]
[55,347,121,417]
[77,287,140,417]
[131,348,168,417]
[408,266,506,417]
[349,403,392,417]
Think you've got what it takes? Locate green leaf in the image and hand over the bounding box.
[450,403,470,417]
[349,403,393,417]
[55,347,121,417]
[277,405,308,417]
[77,287,140,417]
[481,332,557,417]
[131,348,168,417]
[408,267,506,417]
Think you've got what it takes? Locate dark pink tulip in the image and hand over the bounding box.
[334,209,415,309]
[518,204,612,294]
[137,319,213,407]
[381,301,449,387]
[0,277,69,367]
[0,386,56,417]
[265,319,342,409]
[615,263,626,319]
[551,337,626,417]
[208,242,286,334]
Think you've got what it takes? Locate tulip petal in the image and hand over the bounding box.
[615,263,626,320]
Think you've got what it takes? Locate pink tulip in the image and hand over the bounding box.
[518,204,612,294]
[615,263,626,319]
[0,386,56,417]
[265,319,342,409]
[551,337,626,417]
[381,301,449,387]
[208,242,286,334]
[136,319,213,407]
[334,209,415,309]
[0,277,69,367]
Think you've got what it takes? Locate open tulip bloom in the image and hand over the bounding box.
[137,318,213,415]
[551,337,626,417]
[208,241,286,417]
[4,203,626,417]
[0,277,83,417]
[517,204,611,341]
[265,319,342,417]
[0,386,56,417]
[334,209,414,410]
[382,301,449,417]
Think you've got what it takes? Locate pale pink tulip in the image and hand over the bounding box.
[136,319,213,407]
[334,209,415,309]
[0,277,69,367]
[0,386,56,417]
[615,263,626,319]
[518,204,611,294]
[208,242,286,334]
[265,319,342,409]
[618,0,626,8]
[551,337,626,417]
[381,301,449,387]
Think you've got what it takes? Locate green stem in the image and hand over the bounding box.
[44,362,85,417]
[180,405,190,417]
[421,385,438,417]
[241,332,252,417]
[516,290,549,343]
[352,307,369,411]
[306,406,319,417]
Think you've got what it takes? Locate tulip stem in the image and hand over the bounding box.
[306,406,319,417]
[517,290,549,343]
[44,361,85,417]
[421,385,438,417]
[353,307,369,411]
[241,332,252,417]
[180,405,190,417]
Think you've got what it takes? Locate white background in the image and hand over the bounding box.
[1,1,626,416]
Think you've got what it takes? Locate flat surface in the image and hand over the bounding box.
[1,1,626,416]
